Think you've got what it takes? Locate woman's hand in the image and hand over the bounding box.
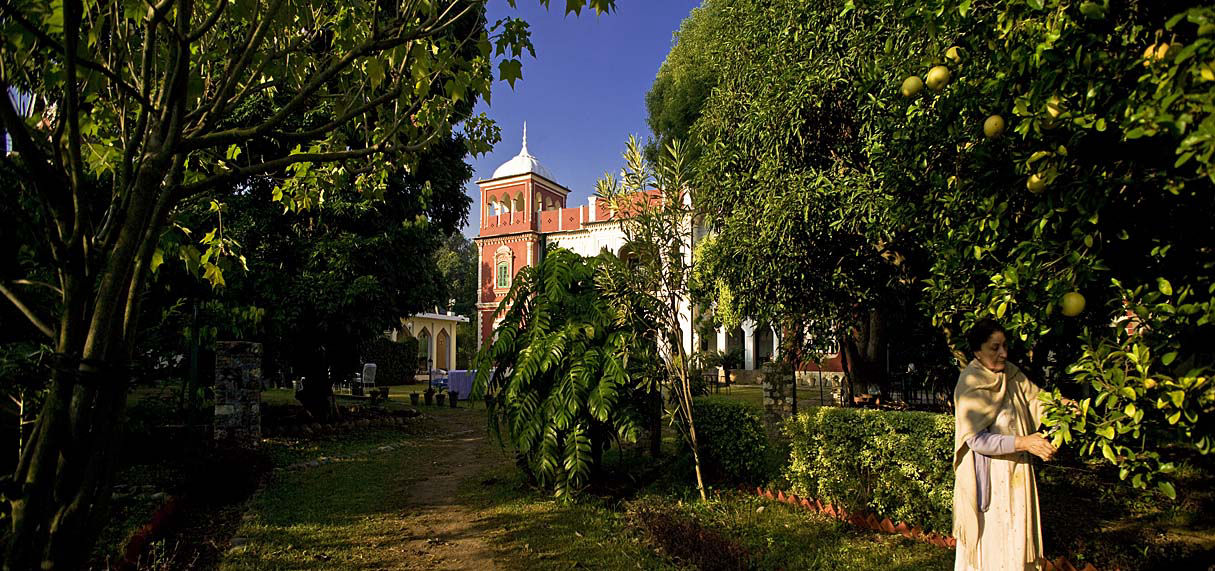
[1015,433,1058,461]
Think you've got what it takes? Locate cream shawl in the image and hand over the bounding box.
[952,359,1044,567]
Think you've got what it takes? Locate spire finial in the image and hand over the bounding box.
[521,121,529,156]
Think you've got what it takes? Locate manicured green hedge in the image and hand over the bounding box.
[692,396,770,485]
[359,336,419,385]
[782,407,954,532]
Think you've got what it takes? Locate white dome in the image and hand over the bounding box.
[491,123,555,180]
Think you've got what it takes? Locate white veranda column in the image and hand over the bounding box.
[448,324,457,370]
[716,327,727,353]
[743,321,757,370]
[772,325,780,361]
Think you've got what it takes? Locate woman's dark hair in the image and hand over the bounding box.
[966,318,1007,353]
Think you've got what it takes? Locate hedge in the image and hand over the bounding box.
[692,396,769,485]
[358,336,419,385]
[782,407,954,533]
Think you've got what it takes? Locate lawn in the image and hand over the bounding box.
[710,383,763,407]
[466,465,953,570]
[213,401,957,570]
[221,407,480,570]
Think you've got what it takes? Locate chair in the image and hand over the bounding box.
[429,368,448,392]
[360,363,377,393]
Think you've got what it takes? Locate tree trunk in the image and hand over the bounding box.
[648,388,663,458]
[4,280,134,570]
[679,369,707,501]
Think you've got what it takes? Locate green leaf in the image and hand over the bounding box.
[1101,442,1116,462]
[1157,277,1173,296]
[1158,480,1176,500]
[499,59,523,88]
[1162,352,1178,366]
[1079,2,1106,19]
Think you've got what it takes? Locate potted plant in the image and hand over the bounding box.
[449,390,459,408]
[409,392,420,406]
[424,387,435,406]
[435,391,447,406]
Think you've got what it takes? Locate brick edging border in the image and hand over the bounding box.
[747,486,1103,571]
[113,494,183,570]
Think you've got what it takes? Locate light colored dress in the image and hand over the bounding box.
[954,378,1044,571]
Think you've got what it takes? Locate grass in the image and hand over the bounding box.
[460,465,680,570]
[626,493,952,570]
[709,383,764,408]
[220,440,430,569]
[462,466,954,570]
[220,409,474,570]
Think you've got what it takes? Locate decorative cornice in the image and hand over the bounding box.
[475,232,540,246]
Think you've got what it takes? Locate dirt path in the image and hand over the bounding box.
[391,411,512,570]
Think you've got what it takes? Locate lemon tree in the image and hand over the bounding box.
[648,0,1213,497]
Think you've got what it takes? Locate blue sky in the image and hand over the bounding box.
[460,0,701,236]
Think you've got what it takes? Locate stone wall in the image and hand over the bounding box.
[214,341,263,448]
[761,361,794,432]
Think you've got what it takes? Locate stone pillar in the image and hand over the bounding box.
[761,361,794,433]
[448,324,457,370]
[716,327,727,353]
[214,341,263,447]
[743,321,757,370]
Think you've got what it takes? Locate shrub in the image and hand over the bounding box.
[627,502,751,571]
[782,407,954,533]
[358,336,418,385]
[691,396,769,485]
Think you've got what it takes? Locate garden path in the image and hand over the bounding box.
[392,411,510,570]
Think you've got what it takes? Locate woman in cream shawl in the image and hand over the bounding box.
[954,318,1057,571]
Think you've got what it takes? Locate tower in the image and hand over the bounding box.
[473,124,572,348]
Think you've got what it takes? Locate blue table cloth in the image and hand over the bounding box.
[447,370,474,400]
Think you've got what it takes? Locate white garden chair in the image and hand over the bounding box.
[359,363,377,393]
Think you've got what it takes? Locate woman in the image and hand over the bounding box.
[953,318,1058,571]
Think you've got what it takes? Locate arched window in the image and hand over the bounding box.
[513,191,524,213]
[417,327,432,369]
[494,245,513,289]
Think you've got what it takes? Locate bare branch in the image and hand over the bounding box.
[269,85,404,141]
[63,0,87,246]
[0,6,154,108]
[193,0,286,133]
[181,29,416,152]
[0,282,56,339]
[187,0,228,42]
[12,280,65,296]
[172,141,398,199]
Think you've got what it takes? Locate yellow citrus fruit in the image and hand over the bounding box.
[1046,95,1065,118]
[1061,292,1086,316]
[1144,42,1167,66]
[926,66,951,90]
[946,46,964,64]
[901,75,924,97]
[983,115,1005,139]
[1027,173,1048,193]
